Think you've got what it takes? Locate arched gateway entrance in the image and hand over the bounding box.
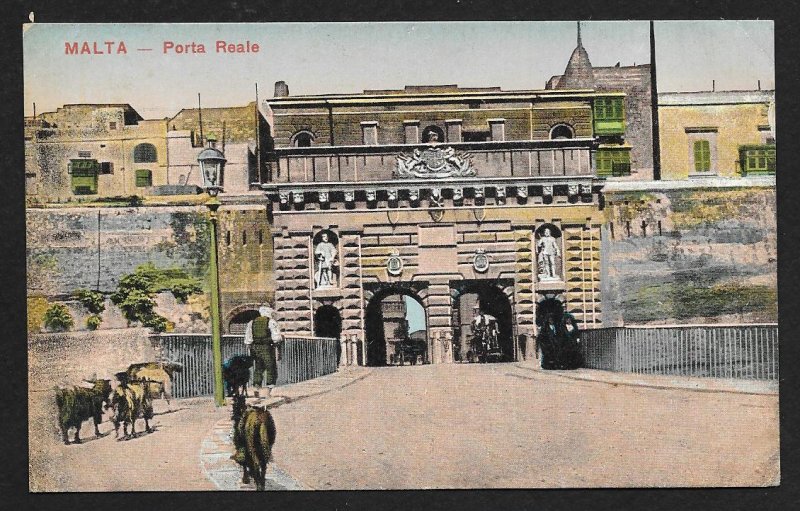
[365,287,428,367]
[452,281,515,363]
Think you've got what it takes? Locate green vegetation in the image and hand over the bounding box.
[669,189,759,230]
[622,279,777,323]
[72,289,106,314]
[43,303,74,332]
[86,314,102,331]
[27,296,50,334]
[110,262,203,332]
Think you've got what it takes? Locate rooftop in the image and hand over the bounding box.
[659,90,775,106]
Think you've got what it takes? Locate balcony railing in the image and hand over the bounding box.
[270,139,596,184]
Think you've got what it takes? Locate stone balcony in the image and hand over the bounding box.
[267,138,597,185]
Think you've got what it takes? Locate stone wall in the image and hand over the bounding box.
[600,184,777,325]
[28,328,158,391]
[26,204,273,332]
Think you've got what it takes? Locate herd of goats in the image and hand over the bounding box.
[54,354,275,491]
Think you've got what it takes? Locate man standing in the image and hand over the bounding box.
[244,305,283,398]
[314,232,337,288]
[537,228,561,280]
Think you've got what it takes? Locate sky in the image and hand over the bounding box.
[23,21,774,119]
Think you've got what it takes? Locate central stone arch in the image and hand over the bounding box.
[450,279,516,362]
[363,282,429,367]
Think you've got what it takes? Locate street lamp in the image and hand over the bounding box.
[198,137,226,406]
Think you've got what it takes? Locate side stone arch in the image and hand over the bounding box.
[226,303,264,334]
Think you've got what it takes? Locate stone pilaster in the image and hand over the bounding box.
[513,229,537,360]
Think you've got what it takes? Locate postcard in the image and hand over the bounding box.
[25,20,777,491]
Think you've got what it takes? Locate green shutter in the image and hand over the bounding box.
[135,169,152,187]
[70,159,99,194]
[596,149,631,177]
[593,97,625,136]
[694,140,711,172]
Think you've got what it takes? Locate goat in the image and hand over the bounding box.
[230,394,276,491]
[111,373,154,440]
[55,379,112,445]
[126,361,183,407]
[223,355,254,397]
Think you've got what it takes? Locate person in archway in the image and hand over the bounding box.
[314,232,338,288]
[471,306,498,362]
[244,305,283,398]
[537,228,561,280]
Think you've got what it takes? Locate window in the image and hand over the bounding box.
[489,119,505,141]
[404,121,420,144]
[594,98,624,121]
[550,124,575,140]
[446,119,463,142]
[69,159,99,195]
[693,140,711,172]
[100,162,114,175]
[78,150,92,158]
[292,131,314,147]
[595,149,631,177]
[740,145,776,176]
[135,169,152,187]
[109,122,117,130]
[593,97,625,136]
[242,231,247,246]
[361,122,378,145]
[422,125,445,143]
[133,143,157,163]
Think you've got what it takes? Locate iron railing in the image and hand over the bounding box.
[580,324,778,381]
[151,334,339,398]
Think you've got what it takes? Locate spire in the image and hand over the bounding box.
[555,22,595,89]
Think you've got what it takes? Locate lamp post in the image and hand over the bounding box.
[198,137,227,407]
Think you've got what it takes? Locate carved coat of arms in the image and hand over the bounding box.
[395,145,476,179]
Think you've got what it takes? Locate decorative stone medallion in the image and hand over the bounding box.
[386,250,404,276]
[473,248,490,273]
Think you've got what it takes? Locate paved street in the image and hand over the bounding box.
[30,363,779,491]
[270,363,779,489]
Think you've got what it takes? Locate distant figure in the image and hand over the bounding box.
[537,228,561,280]
[314,232,338,288]
[244,305,283,398]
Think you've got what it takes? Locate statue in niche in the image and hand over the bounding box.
[314,232,338,288]
[536,227,562,281]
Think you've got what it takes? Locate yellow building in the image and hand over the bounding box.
[25,104,168,201]
[658,90,775,180]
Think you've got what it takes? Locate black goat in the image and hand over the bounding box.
[223,355,254,397]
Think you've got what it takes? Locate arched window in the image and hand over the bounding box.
[133,143,158,163]
[422,125,445,143]
[292,131,314,147]
[549,124,575,140]
[134,169,152,187]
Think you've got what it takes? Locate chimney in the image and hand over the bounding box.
[712,80,715,92]
[274,81,289,97]
[758,79,761,91]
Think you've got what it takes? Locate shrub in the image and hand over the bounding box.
[43,304,74,332]
[170,281,203,303]
[86,314,102,331]
[72,289,106,314]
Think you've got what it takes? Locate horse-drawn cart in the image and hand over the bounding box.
[393,338,427,365]
[467,312,502,363]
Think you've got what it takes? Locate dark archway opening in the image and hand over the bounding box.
[453,282,514,363]
[550,124,575,140]
[536,298,565,327]
[315,305,342,365]
[365,289,427,367]
[422,125,445,144]
[228,309,260,335]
